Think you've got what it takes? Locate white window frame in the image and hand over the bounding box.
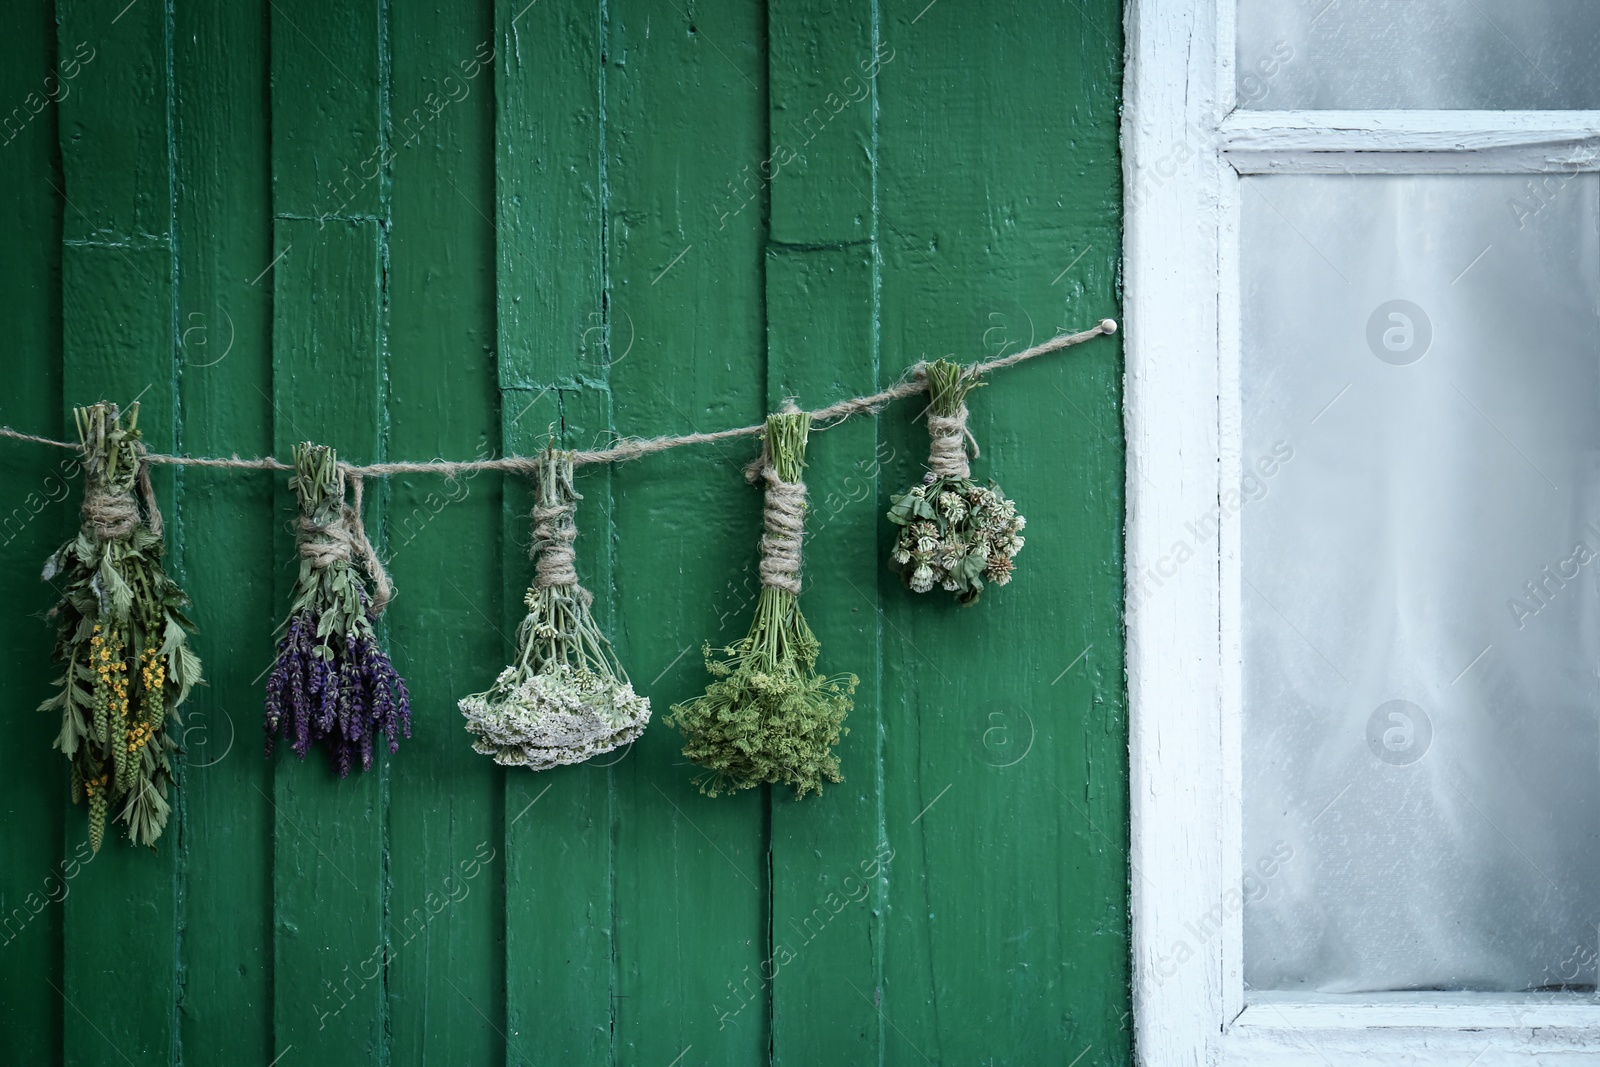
[1122,1,1600,1063]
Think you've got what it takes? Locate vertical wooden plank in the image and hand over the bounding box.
[494,2,616,1062]
[55,0,180,1061]
[271,0,385,222]
[495,0,603,392]
[269,0,388,1060]
[767,0,880,246]
[606,1,771,1063]
[172,0,275,1059]
[385,0,504,1060]
[0,5,66,1063]
[877,3,1130,1064]
[764,2,888,1064]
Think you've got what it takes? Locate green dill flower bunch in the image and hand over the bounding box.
[459,447,648,769]
[667,410,857,798]
[887,359,1026,605]
[40,403,201,851]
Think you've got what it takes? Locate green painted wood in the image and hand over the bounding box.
[5,4,1130,1063]
[606,1,771,1062]
[499,390,617,1067]
[55,0,168,242]
[765,3,888,1062]
[0,7,66,1065]
[58,249,178,1067]
[876,3,1129,1064]
[268,219,388,1061]
[172,0,275,1059]
[385,0,504,1058]
[270,0,385,221]
[55,0,181,1062]
[494,0,604,392]
[766,0,880,246]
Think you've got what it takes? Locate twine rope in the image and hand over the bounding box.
[295,470,394,615]
[532,499,580,589]
[927,405,975,479]
[81,483,140,541]
[757,467,806,595]
[80,441,164,542]
[136,461,164,538]
[0,318,1116,475]
[529,450,594,605]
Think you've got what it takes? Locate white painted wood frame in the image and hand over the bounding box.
[1121,1,1600,1063]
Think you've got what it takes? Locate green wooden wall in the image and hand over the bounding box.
[0,1,1127,1063]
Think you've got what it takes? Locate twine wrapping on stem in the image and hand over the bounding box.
[294,465,393,616]
[756,467,807,596]
[925,403,977,480]
[742,404,809,595]
[76,401,165,542]
[531,466,582,591]
[81,483,141,542]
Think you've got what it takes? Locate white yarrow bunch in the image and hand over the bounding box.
[459,449,649,770]
[461,662,648,770]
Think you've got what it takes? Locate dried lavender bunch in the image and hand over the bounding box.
[459,447,648,769]
[264,443,410,776]
[41,402,201,851]
[667,411,857,798]
[887,359,1026,604]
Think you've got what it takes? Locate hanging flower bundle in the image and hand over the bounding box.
[459,447,649,768]
[264,442,411,776]
[40,402,201,851]
[887,359,1026,604]
[3,322,1113,814]
[667,410,857,798]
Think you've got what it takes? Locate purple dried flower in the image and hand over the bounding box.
[263,607,413,778]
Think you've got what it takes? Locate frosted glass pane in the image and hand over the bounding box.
[1236,0,1600,109]
[1241,174,1600,994]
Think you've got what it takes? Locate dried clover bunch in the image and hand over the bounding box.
[41,402,201,851]
[460,447,648,768]
[667,410,857,798]
[888,359,1026,604]
[264,443,411,776]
